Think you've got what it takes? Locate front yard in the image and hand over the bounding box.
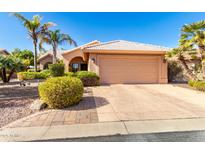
[2,83,205,129]
[0,82,39,127]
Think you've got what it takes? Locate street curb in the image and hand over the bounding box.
[2,118,205,141]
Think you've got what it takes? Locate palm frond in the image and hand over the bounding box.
[58,34,77,47]
[13,13,32,29]
[41,22,56,31]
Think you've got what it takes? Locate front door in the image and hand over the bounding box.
[80,63,88,71]
[71,63,88,72]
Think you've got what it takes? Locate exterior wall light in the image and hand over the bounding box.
[163,58,167,63]
[91,58,95,63]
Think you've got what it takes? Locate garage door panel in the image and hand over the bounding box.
[99,55,159,84]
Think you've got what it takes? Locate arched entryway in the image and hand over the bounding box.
[43,62,52,69]
[69,56,87,72]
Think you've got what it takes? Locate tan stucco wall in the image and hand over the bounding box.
[88,53,99,75]
[39,55,53,70]
[62,48,85,72]
[88,53,168,84]
[62,41,100,72]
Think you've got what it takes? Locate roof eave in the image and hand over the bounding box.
[62,40,101,56]
[38,53,53,61]
[83,49,167,54]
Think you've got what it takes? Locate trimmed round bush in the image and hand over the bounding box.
[75,71,100,87]
[49,63,65,77]
[38,76,83,109]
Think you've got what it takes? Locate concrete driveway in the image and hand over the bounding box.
[92,84,205,122]
[3,84,205,129]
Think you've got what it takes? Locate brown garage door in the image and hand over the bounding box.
[99,55,159,84]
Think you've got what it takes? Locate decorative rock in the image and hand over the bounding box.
[30,99,47,111]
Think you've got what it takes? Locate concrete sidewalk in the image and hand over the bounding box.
[2,118,205,141]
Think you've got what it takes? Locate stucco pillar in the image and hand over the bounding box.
[88,54,99,75]
[159,56,168,84]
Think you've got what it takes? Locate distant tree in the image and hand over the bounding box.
[11,48,34,68]
[39,29,77,64]
[13,13,55,71]
[0,55,24,83]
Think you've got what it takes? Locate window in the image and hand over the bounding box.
[71,63,88,72]
[72,63,79,72]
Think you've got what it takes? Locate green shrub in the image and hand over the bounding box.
[188,80,196,87]
[17,71,50,80]
[17,72,35,80]
[49,63,65,77]
[188,80,205,91]
[75,71,100,87]
[27,69,35,72]
[64,72,74,77]
[38,76,83,109]
[41,70,51,77]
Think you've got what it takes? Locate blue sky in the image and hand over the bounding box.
[1,12,205,52]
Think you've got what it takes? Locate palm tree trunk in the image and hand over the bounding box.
[179,58,197,80]
[7,69,15,83]
[33,39,38,72]
[198,46,205,77]
[53,43,57,64]
[1,68,7,83]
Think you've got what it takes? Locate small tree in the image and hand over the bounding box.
[12,48,34,69]
[0,55,24,83]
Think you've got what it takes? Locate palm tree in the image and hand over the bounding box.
[0,55,24,83]
[13,13,55,71]
[39,29,77,64]
[181,20,205,60]
[180,20,205,78]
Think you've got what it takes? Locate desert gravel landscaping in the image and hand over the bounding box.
[0,82,39,127]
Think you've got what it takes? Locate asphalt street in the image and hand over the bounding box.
[38,130,205,142]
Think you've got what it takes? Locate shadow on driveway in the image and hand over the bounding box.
[64,87,110,111]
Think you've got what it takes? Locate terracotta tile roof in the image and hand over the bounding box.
[62,40,100,55]
[85,40,170,52]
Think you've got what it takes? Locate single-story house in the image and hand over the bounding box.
[39,40,169,84]
[38,51,63,70]
[0,49,9,56]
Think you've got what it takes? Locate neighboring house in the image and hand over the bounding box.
[39,40,169,84]
[0,49,9,56]
[38,51,63,70]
